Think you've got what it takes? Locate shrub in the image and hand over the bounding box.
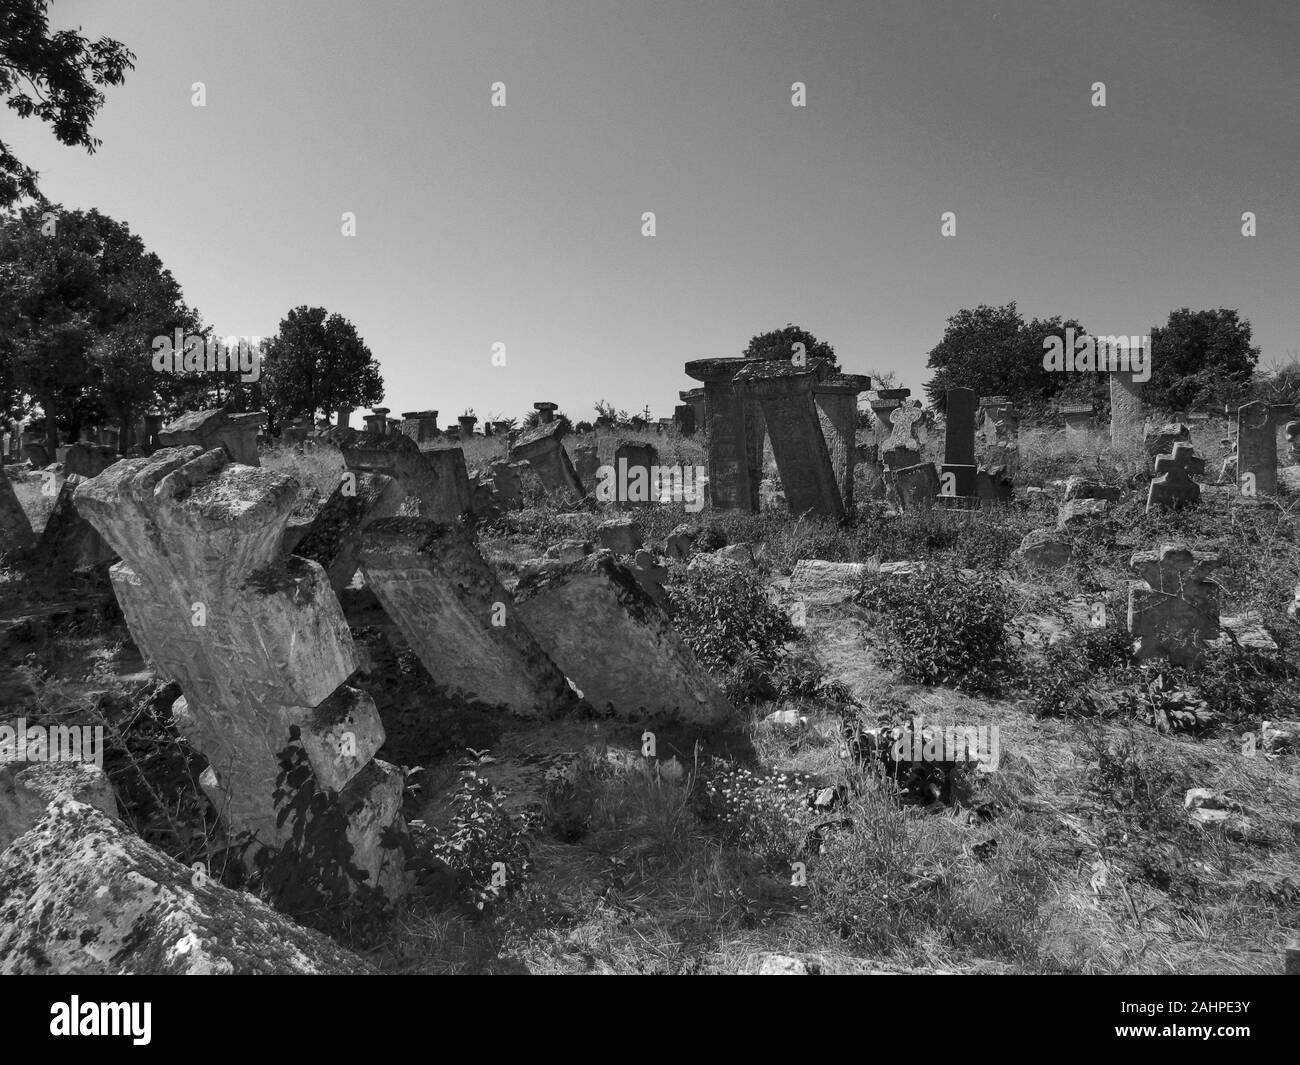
[668,564,801,673]
[858,566,1018,693]
[427,771,532,912]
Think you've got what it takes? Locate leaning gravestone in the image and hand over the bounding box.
[357,517,579,716]
[74,447,407,895]
[0,472,34,556]
[35,474,116,570]
[509,420,585,502]
[291,471,404,593]
[514,552,733,725]
[814,373,871,512]
[1109,370,1144,450]
[158,408,264,466]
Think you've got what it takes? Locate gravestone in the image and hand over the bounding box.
[680,388,707,431]
[734,360,844,519]
[1147,442,1204,512]
[1236,402,1296,497]
[514,553,733,725]
[0,472,34,556]
[884,462,939,512]
[158,408,264,466]
[357,517,578,716]
[814,373,871,512]
[882,400,926,470]
[489,460,527,509]
[290,471,404,593]
[1285,420,1300,465]
[509,420,584,501]
[399,410,440,444]
[597,517,643,554]
[1061,404,1095,445]
[940,388,978,499]
[35,474,116,570]
[613,441,659,508]
[74,447,407,893]
[1144,423,1190,463]
[673,404,696,435]
[1128,543,1222,665]
[1109,371,1144,449]
[534,402,558,425]
[336,429,472,521]
[685,358,766,512]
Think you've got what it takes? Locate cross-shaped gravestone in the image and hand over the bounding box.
[1146,441,1204,512]
[883,401,926,469]
[1128,543,1222,664]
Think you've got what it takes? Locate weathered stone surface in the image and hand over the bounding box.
[62,442,118,479]
[544,538,593,561]
[1061,403,1094,445]
[1144,423,1190,462]
[814,373,870,512]
[685,357,765,512]
[159,408,264,466]
[882,401,926,470]
[1015,528,1072,569]
[358,517,577,716]
[0,471,34,556]
[974,466,1013,504]
[509,421,584,501]
[597,517,643,554]
[1236,401,1294,497]
[1056,498,1109,529]
[291,471,403,593]
[940,388,978,498]
[612,442,659,508]
[790,560,866,606]
[0,761,117,852]
[666,523,699,561]
[1109,371,1144,449]
[884,462,939,512]
[515,553,733,724]
[1064,476,1122,501]
[734,360,843,519]
[571,446,601,493]
[74,448,404,889]
[1147,442,1204,511]
[336,430,472,522]
[35,474,116,569]
[0,798,375,974]
[1128,544,1222,665]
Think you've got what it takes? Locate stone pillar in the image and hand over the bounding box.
[1109,371,1144,450]
[1061,403,1095,445]
[457,415,478,440]
[158,409,264,467]
[509,420,585,500]
[534,402,558,424]
[74,447,408,895]
[362,408,390,436]
[336,406,352,429]
[685,358,765,512]
[734,360,844,519]
[673,404,696,435]
[400,410,439,444]
[613,441,659,507]
[813,373,870,512]
[940,387,978,500]
[680,389,706,431]
[357,517,579,716]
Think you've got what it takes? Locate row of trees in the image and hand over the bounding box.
[0,204,385,450]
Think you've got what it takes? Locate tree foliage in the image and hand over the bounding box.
[1144,308,1259,411]
[259,306,383,425]
[0,0,135,205]
[742,323,837,367]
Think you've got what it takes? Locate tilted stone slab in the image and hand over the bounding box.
[35,474,116,569]
[685,357,766,512]
[1128,543,1222,665]
[514,553,733,725]
[508,420,584,501]
[292,471,403,593]
[0,799,375,974]
[334,428,472,521]
[814,373,870,511]
[159,408,264,466]
[74,448,405,888]
[358,517,578,717]
[734,359,844,519]
[884,461,939,512]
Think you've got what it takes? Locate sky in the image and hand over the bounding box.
[7,0,1299,424]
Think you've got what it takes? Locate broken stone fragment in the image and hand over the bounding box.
[0,798,376,974]
[514,553,734,725]
[0,761,117,852]
[1014,528,1072,569]
[597,517,644,554]
[1056,498,1109,529]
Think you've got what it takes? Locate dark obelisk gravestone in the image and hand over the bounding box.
[940,387,978,499]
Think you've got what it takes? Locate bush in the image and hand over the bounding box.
[668,563,801,674]
[427,771,532,912]
[858,566,1018,693]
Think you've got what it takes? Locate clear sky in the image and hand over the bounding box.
[8,0,1298,423]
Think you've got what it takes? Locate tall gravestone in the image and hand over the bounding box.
[1109,371,1144,450]
[813,373,870,512]
[1236,402,1295,497]
[684,358,765,512]
[734,360,844,519]
[1061,403,1094,445]
[940,388,978,499]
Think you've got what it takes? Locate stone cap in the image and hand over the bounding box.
[733,359,826,386]
[533,401,558,411]
[401,410,438,420]
[161,408,265,437]
[679,388,705,401]
[815,373,871,395]
[872,388,911,401]
[315,426,419,454]
[372,407,390,416]
[684,356,755,382]
[510,419,568,452]
[1060,403,1095,415]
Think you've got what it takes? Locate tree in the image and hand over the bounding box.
[742,323,837,368]
[0,204,196,451]
[1144,308,1260,412]
[922,302,1088,413]
[259,307,383,426]
[1,1,135,206]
